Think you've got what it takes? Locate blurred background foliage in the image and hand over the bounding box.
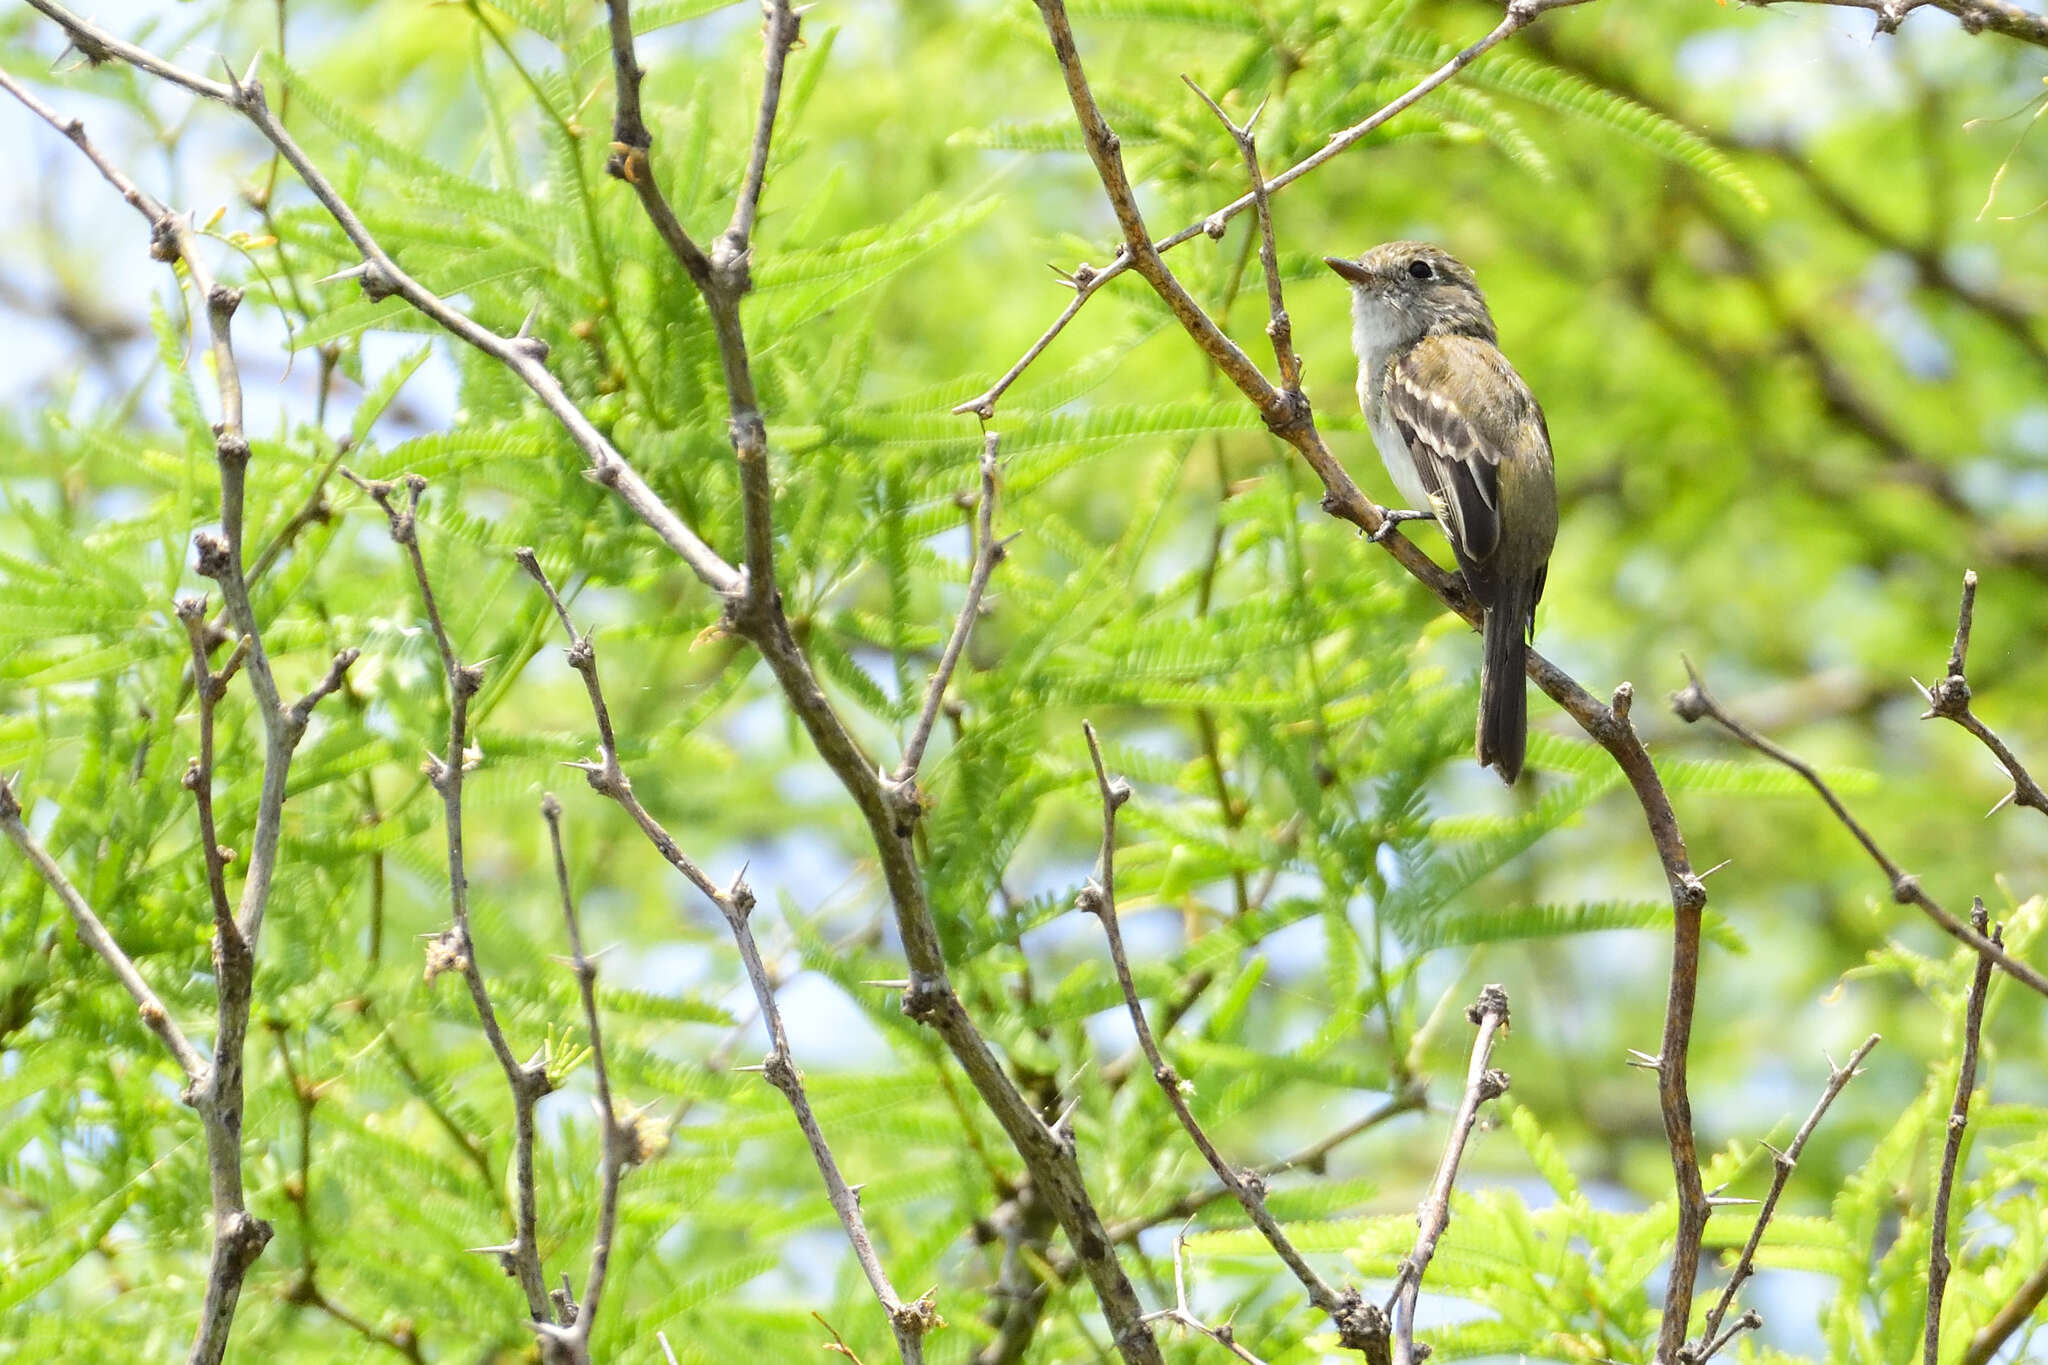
[1,0,2045,1360]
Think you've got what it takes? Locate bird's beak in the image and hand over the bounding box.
[1323,255,1373,286]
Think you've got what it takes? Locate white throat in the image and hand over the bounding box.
[1345,287,1433,512]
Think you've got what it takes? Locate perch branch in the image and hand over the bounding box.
[1388,987,1512,1365]
[1018,8,1710,1356]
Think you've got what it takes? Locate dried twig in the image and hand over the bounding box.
[345,470,556,1334]
[1143,1227,1272,1365]
[1926,903,1997,1365]
[517,552,939,1365]
[1691,1034,1882,1361]
[1917,572,2047,820]
[20,0,736,594]
[1079,723,1389,1360]
[531,797,633,1365]
[1674,660,2048,999]
[1388,987,1512,1365]
[893,434,1007,791]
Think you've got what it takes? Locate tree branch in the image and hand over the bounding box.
[1926,904,1996,1365]
[893,434,1007,789]
[516,552,940,1365]
[1691,1034,1881,1360]
[1674,659,2048,999]
[0,780,206,1082]
[532,796,635,1365]
[1080,722,1390,1360]
[1918,571,2048,820]
[1962,1255,2048,1365]
[1388,987,1512,1365]
[1742,0,2048,48]
[345,470,556,1334]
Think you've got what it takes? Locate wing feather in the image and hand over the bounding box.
[1386,335,1543,583]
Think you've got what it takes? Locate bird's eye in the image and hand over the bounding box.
[1408,259,1433,281]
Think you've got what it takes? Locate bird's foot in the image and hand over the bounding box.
[1367,509,1435,544]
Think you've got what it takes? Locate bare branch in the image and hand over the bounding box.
[1080,723,1389,1361]
[1181,80,1298,392]
[1143,1228,1272,1365]
[0,779,207,1082]
[1692,1034,1882,1360]
[728,0,801,253]
[1926,905,1996,1365]
[894,435,1006,788]
[1741,0,2048,48]
[956,0,1596,417]
[519,554,938,1365]
[1388,987,1512,1365]
[347,470,555,1330]
[1918,572,2048,820]
[1674,659,2048,999]
[535,796,629,1365]
[1963,1255,2048,1365]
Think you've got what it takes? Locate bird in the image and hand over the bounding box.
[1325,241,1557,785]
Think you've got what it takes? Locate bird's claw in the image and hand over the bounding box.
[1367,509,1434,544]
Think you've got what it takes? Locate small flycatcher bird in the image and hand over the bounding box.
[1324,242,1557,785]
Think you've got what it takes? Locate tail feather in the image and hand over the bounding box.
[1477,591,1530,785]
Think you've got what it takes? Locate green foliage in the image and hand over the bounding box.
[3,0,2046,1361]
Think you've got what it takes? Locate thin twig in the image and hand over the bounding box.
[1692,1034,1882,1359]
[532,796,633,1365]
[1917,571,2048,820]
[1080,723,1390,1361]
[1180,79,1299,392]
[1142,1228,1272,1365]
[583,0,1172,1345]
[894,435,1006,788]
[345,470,556,1333]
[517,552,938,1365]
[1675,659,2048,999]
[1388,987,1512,1365]
[1926,904,1996,1365]
[955,0,1597,417]
[1962,1255,2048,1365]
[0,780,207,1081]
